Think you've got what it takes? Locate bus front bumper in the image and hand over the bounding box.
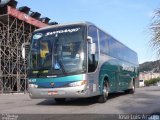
[28,85,92,99]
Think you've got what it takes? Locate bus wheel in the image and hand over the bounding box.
[130,81,135,94]
[97,81,109,103]
[125,80,135,94]
[54,98,66,103]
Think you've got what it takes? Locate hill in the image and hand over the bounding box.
[139,60,160,72]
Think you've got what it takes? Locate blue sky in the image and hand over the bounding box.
[17,0,160,63]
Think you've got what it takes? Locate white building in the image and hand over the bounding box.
[139,72,160,81]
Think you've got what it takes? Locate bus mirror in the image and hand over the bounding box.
[21,42,30,59]
[90,43,96,54]
[87,36,96,54]
[87,36,93,44]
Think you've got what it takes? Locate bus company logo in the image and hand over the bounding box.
[45,27,80,36]
[122,64,134,72]
[50,82,55,87]
[33,33,43,39]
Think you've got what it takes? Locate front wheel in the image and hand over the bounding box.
[97,81,109,103]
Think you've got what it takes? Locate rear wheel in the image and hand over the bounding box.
[97,81,109,103]
[125,80,135,94]
[54,98,66,103]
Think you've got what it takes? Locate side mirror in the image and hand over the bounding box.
[90,43,96,54]
[87,36,96,54]
[21,42,30,59]
[87,36,93,44]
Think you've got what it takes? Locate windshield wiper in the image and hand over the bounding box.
[54,51,67,74]
[57,60,67,74]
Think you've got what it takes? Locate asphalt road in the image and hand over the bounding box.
[0,86,160,120]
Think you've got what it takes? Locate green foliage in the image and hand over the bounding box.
[144,77,160,86]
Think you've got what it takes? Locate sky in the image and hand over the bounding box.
[17,0,160,64]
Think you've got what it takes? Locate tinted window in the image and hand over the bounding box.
[108,37,138,64]
[139,80,144,82]
[99,30,109,54]
[108,37,120,58]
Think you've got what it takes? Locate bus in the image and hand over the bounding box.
[22,22,139,103]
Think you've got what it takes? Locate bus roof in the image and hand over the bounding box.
[34,21,94,32]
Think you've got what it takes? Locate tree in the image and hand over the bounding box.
[150,9,160,56]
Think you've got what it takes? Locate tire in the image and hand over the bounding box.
[130,81,135,94]
[54,98,66,103]
[97,81,109,103]
[125,80,135,94]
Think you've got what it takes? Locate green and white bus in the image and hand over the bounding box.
[22,22,139,103]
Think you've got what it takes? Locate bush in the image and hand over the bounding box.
[144,77,160,86]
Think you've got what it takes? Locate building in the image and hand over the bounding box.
[0,0,52,93]
[139,72,160,81]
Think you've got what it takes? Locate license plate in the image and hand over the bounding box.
[48,91,58,95]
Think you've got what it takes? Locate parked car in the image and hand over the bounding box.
[156,82,160,86]
[139,79,144,87]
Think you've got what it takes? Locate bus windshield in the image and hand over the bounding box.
[29,25,86,76]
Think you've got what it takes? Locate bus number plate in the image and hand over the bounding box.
[48,91,58,95]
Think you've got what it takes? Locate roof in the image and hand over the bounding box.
[34,21,94,32]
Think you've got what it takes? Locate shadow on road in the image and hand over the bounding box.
[37,92,127,106]
[37,97,97,106]
[118,86,160,114]
[108,92,127,100]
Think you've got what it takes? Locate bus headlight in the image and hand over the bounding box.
[29,84,38,88]
[68,80,87,87]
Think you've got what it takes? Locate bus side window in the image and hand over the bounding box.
[88,26,99,72]
[99,30,109,54]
